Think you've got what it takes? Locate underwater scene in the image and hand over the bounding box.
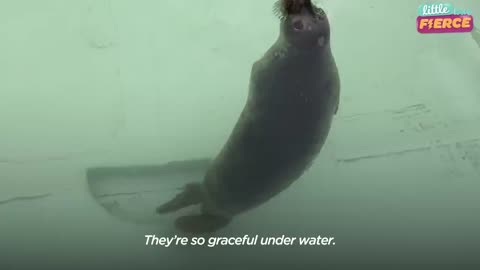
[1,0,480,269]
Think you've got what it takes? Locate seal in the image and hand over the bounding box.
[156,0,340,233]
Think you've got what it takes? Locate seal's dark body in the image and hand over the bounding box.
[156,1,340,233]
[205,39,340,215]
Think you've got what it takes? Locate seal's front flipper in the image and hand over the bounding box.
[472,27,480,48]
[156,183,203,214]
[175,214,231,234]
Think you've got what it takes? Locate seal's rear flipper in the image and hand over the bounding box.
[156,183,204,214]
[86,158,211,224]
[175,214,231,234]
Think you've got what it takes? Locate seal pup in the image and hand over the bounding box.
[156,0,340,233]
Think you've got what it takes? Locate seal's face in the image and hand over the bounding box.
[274,0,330,49]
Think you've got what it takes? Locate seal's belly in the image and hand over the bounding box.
[204,45,339,215]
[208,104,333,214]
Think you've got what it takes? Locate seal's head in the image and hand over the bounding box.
[274,0,330,49]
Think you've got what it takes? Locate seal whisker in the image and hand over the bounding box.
[273,0,326,21]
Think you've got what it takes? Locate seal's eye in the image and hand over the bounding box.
[292,19,304,30]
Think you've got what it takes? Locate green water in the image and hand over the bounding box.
[1,0,479,269]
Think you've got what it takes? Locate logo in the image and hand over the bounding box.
[417,3,474,34]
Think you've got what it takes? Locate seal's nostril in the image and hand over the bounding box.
[293,20,304,30]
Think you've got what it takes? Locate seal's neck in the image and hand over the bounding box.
[276,34,332,57]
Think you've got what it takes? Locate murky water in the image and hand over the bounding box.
[1,0,479,269]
